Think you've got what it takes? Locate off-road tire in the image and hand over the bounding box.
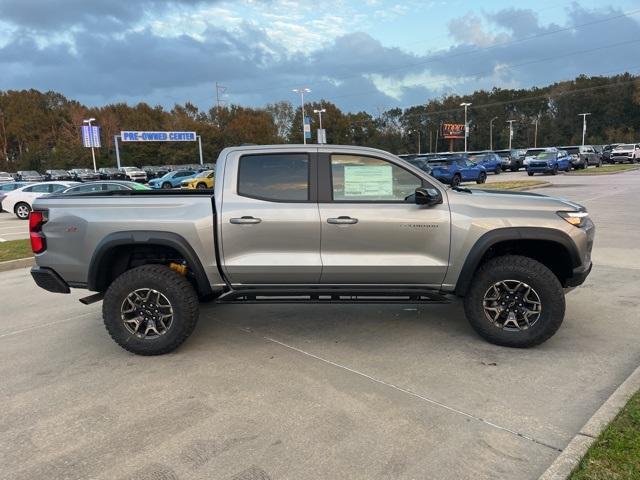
[102,265,199,355]
[463,255,565,348]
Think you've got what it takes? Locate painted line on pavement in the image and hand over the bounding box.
[0,310,100,339]
[235,326,562,452]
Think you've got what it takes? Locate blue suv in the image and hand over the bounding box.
[468,152,503,174]
[527,150,571,176]
[148,169,196,189]
[425,155,487,186]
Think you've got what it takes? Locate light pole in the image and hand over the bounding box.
[506,120,516,150]
[460,102,472,152]
[83,118,97,172]
[313,107,326,144]
[578,113,591,146]
[292,88,311,144]
[489,116,498,150]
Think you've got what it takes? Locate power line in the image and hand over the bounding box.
[229,6,640,98]
[348,72,640,126]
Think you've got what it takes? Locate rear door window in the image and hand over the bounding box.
[238,153,309,202]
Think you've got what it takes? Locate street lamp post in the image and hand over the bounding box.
[578,113,591,146]
[506,120,516,150]
[313,107,326,144]
[489,116,498,150]
[460,102,472,152]
[83,118,97,172]
[292,88,311,144]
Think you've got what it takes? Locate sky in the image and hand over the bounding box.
[1,0,640,113]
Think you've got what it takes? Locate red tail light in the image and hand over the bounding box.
[29,210,47,254]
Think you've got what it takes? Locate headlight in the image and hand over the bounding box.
[557,210,590,228]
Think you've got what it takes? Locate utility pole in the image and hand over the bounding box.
[489,116,498,150]
[533,116,540,148]
[506,120,516,150]
[292,88,311,144]
[578,113,591,146]
[429,129,433,153]
[215,82,226,125]
[460,102,472,152]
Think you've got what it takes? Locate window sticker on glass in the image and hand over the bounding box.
[343,165,393,197]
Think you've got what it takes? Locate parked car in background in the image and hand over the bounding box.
[148,169,196,189]
[181,170,215,189]
[523,147,557,168]
[602,144,619,163]
[560,145,600,169]
[16,170,44,182]
[403,156,433,175]
[120,166,148,183]
[0,172,14,183]
[609,144,640,163]
[593,145,604,163]
[426,156,487,186]
[62,181,150,194]
[69,168,100,182]
[493,149,523,171]
[468,152,503,174]
[99,168,127,180]
[44,169,73,181]
[2,181,78,219]
[0,182,33,211]
[142,165,170,180]
[527,150,572,176]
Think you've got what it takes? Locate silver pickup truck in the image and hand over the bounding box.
[30,145,594,355]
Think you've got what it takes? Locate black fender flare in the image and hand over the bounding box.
[88,231,213,297]
[454,227,581,296]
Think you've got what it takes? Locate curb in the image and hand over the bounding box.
[0,257,33,273]
[539,363,640,480]
[565,166,640,176]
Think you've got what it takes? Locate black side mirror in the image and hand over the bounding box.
[415,187,442,206]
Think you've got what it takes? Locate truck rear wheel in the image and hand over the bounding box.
[102,264,199,355]
[463,255,565,348]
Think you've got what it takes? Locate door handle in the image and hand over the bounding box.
[327,216,358,225]
[230,216,262,225]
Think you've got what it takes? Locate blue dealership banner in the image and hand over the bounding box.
[81,125,101,148]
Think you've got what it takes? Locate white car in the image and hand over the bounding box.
[2,181,78,219]
[0,172,14,183]
[120,167,147,183]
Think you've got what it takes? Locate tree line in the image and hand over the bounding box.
[1,72,640,171]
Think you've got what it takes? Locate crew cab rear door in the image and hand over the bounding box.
[317,149,451,286]
[218,148,322,285]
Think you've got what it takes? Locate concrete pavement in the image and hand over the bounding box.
[1,169,639,479]
[0,212,29,241]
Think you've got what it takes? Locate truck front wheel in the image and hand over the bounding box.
[102,264,199,355]
[463,255,565,348]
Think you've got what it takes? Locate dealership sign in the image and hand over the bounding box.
[441,123,465,139]
[120,131,197,142]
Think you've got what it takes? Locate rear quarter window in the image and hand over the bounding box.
[238,153,309,202]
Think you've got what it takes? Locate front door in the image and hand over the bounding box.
[318,152,450,286]
[219,150,322,285]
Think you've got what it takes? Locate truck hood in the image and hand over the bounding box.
[449,187,584,212]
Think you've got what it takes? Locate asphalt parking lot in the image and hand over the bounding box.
[1,169,639,480]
